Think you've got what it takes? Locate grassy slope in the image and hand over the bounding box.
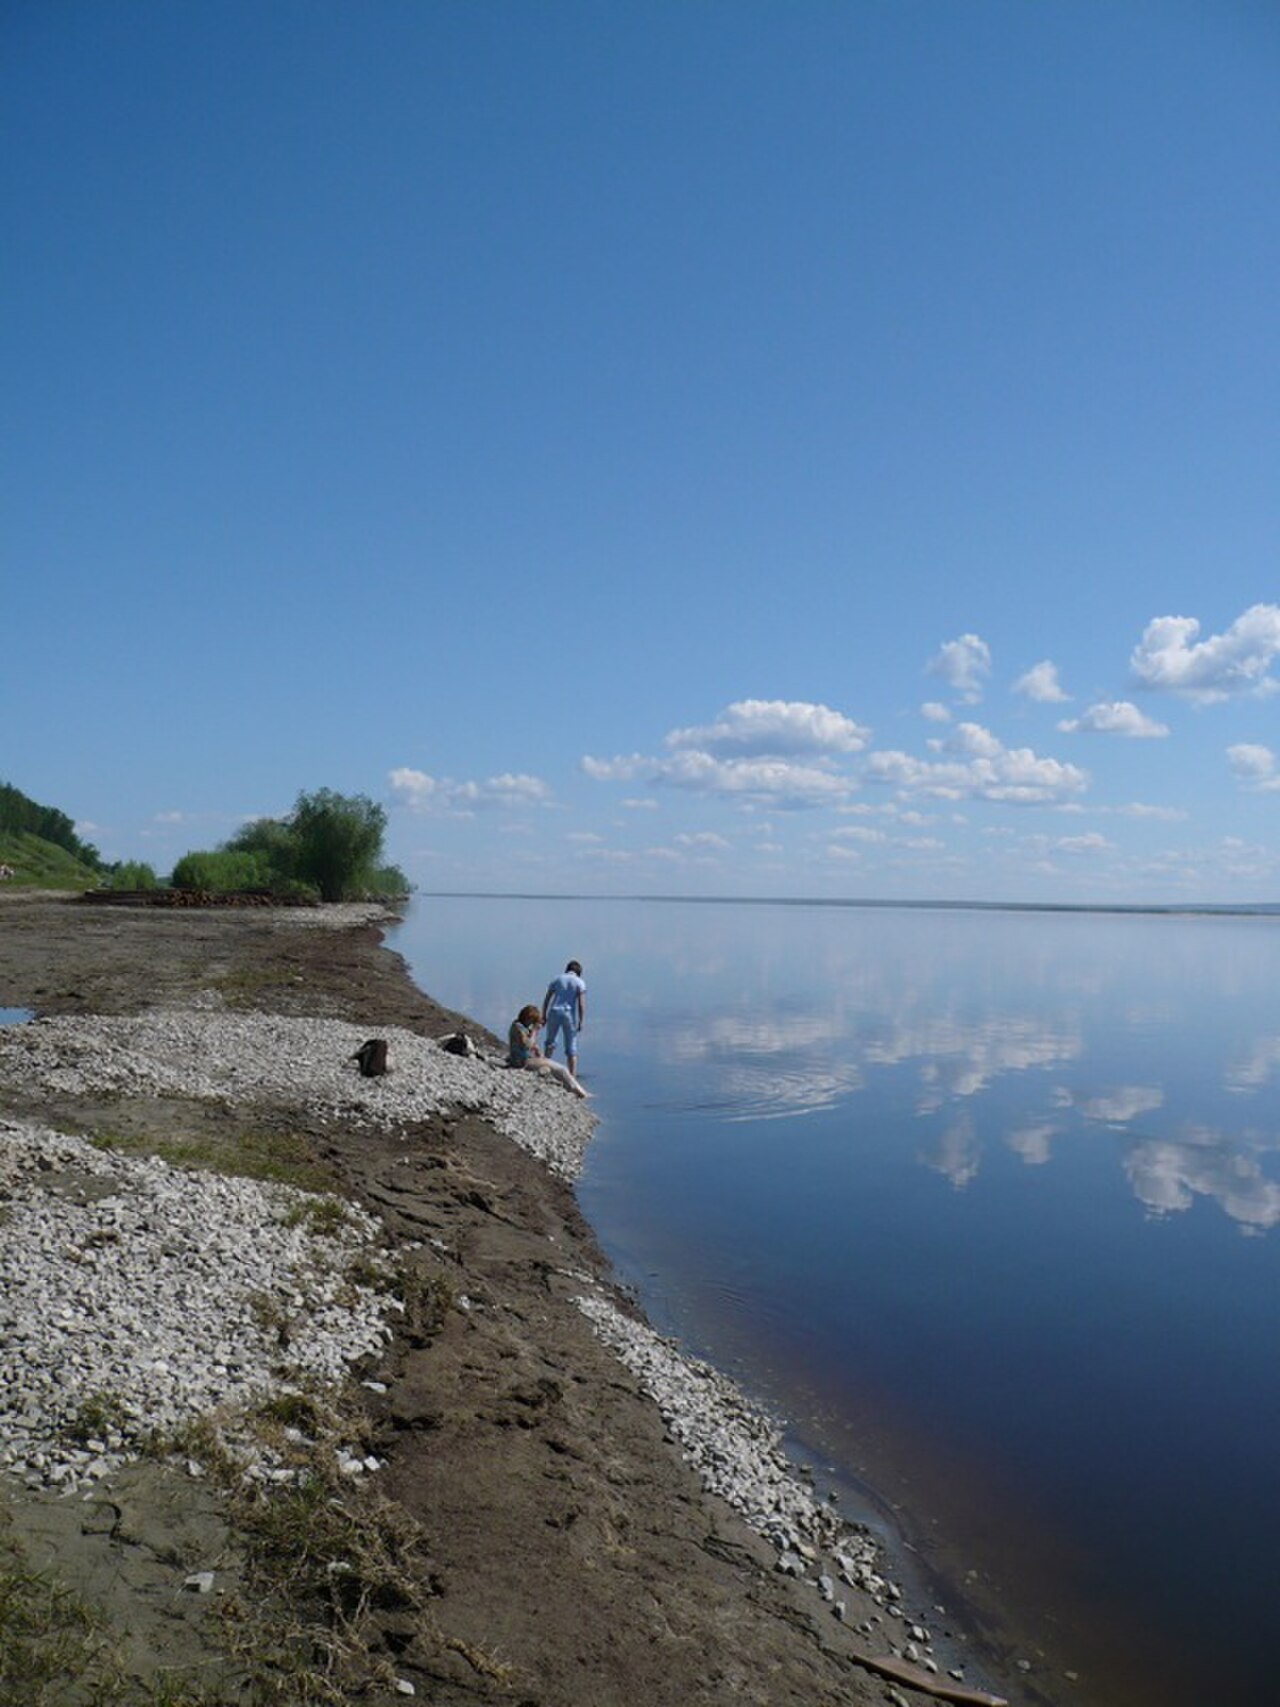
[0,830,100,889]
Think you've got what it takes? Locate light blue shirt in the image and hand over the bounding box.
[545,971,585,1018]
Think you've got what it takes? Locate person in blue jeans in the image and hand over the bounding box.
[541,959,586,1078]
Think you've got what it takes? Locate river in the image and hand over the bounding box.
[388,894,1280,1707]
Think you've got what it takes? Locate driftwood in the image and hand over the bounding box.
[846,1644,1008,1707]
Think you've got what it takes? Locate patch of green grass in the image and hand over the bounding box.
[89,1129,340,1197]
[280,1197,350,1239]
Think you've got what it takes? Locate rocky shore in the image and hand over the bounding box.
[0,891,1025,1706]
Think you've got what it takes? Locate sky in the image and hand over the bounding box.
[3,0,1278,903]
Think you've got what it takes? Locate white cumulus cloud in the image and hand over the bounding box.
[1227,743,1280,792]
[829,824,888,844]
[1130,604,1280,702]
[665,698,870,757]
[1113,803,1187,821]
[1013,660,1069,703]
[927,633,991,703]
[583,698,873,809]
[673,831,731,850]
[583,748,855,808]
[1057,700,1169,738]
[867,724,1088,805]
[389,767,552,813]
[1053,832,1112,854]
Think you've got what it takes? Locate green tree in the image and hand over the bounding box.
[105,860,160,890]
[0,780,101,869]
[288,788,387,903]
[225,816,299,882]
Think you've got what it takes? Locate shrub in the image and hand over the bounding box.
[365,864,411,898]
[170,849,272,892]
[168,786,396,903]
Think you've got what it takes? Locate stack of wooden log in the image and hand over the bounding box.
[79,889,317,909]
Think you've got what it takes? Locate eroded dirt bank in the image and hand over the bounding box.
[0,892,1032,1707]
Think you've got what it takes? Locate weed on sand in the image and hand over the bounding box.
[152,1384,441,1704]
[0,1537,121,1705]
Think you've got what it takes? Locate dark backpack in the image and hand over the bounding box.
[352,1038,389,1077]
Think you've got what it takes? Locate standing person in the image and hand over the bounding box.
[541,959,586,1078]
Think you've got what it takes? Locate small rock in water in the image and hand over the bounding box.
[184,1572,215,1594]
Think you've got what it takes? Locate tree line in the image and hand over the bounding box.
[1,781,408,902]
[0,781,101,868]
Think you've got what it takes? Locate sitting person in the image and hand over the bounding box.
[507,1004,588,1098]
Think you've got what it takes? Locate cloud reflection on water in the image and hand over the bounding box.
[1005,1121,1060,1165]
[1058,1084,1165,1125]
[647,959,1280,1232]
[919,1114,982,1188]
[1225,1034,1280,1093]
[1123,1132,1280,1232]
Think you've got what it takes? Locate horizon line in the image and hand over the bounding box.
[412,891,1280,918]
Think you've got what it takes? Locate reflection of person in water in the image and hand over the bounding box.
[508,1004,588,1098]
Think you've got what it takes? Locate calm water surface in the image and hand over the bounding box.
[388,897,1280,1707]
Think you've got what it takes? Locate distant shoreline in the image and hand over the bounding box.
[416,890,1280,918]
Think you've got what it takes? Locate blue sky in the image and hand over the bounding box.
[4,0,1277,902]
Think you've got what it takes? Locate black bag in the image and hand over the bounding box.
[352,1038,389,1077]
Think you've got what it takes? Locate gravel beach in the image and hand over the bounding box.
[0,891,1029,1706]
